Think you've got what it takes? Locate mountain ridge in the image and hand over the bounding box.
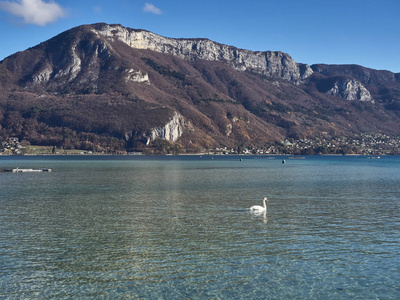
[0,23,399,153]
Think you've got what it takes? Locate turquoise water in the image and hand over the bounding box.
[0,155,399,299]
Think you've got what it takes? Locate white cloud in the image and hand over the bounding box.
[0,0,66,26]
[93,6,101,14]
[143,3,162,15]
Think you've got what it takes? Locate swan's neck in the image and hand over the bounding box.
[263,199,267,209]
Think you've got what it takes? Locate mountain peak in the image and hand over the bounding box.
[88,23,313,83]
[0,23,399,153]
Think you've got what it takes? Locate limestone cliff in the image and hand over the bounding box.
[93,23,313,83]
[125,69,150,84]
[326,78,373,102]
[146,112,186,144]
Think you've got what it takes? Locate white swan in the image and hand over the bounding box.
[250,197,268,212]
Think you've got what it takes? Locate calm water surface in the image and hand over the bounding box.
[0,155,399,299]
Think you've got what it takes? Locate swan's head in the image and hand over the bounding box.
[264,197,268,202]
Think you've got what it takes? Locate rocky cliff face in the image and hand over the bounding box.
[93,23,313,83]
[326,78,373,102]
[311,64,400,102]
[147,112,186,144]
[125,69,150,84]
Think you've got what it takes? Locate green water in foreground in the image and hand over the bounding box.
[0,155,399,299]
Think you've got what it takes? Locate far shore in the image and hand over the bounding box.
[0,152,388,157]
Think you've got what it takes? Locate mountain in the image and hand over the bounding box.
[0,23,399,153]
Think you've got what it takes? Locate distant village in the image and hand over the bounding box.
[271,134,400,156]
[1,134,400,156]
[210,134,400,156]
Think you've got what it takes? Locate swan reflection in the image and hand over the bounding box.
[250,204,268,224]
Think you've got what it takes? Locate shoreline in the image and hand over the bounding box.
[0,153,390,157]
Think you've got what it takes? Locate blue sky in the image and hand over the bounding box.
[0,0,399,72]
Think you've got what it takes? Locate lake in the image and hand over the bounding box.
[0,155,399,299]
